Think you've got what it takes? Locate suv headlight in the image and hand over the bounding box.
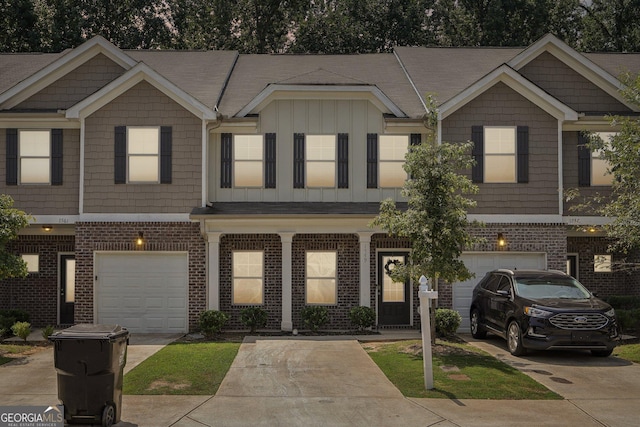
[524,306,553,318]
[604,308,616,318]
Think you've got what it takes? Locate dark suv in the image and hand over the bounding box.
[470,269,619,357]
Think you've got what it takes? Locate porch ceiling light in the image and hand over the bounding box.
[497,233,506,247]
[136,231,144,246]
[42,225,53,232]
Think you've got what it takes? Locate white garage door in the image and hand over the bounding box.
[453,252,546,332]
[95,252,188,333]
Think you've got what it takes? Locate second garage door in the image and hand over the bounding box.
[453,252,546,332]
[95,252,189,333]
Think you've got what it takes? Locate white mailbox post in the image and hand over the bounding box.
[419,275,438,390]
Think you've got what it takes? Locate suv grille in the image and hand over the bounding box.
[549,313,609,330]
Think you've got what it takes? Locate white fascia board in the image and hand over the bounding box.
[236,84,406,118]
[0,36,137,109]
[203,216,381,234]
[65,63,216,120]
[0,114,79,129]
[507,34,638,113]
[468,214,564,224]
[31,213,192,224]
[438,65,578,121]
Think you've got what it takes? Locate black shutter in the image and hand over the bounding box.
[51,129,63,185]
[293,133,305,188]
[517,126,529,184]
[265,133,276,188]
[366,133,378,188]
[114,126,126,184]
[471,126,484,183]
[6,129,18,185]
[337,133,349,188]
[160,126,172,184]
[410,133,422,147]
[578,132,591,187]
[220,133,232,188]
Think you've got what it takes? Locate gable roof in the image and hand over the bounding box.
[66,62,217,120]
[0,36,136,110]
[217,53,426,119]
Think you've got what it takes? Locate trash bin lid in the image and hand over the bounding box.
[49,324,129,341]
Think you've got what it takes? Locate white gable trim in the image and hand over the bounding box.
[0,36,137,110]
[236,84,406,118]
[508,34,638,112]
[438,65,578,121]
[65,62,216,120]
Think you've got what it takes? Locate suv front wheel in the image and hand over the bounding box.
[470,308,487,339]
[507,320,526,356]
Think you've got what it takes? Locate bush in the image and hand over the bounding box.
[0,309,30,331]
[11,321,31,342]
[240,307,268,333]
[606,296,640,310]
[349,306,376,331]
[435,308,462,337]
[300,306,329,333]
[199,310,229,339]
[616,308,640,333]
[41,325,56,340]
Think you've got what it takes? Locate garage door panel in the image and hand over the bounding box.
[96,252,188,334]
[453,253,546,332]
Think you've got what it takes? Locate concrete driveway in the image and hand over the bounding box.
[461,334,640,426]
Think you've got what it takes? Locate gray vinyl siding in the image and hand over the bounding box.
[209,99,411,203]
[442,82,559,215]
[0,128,80,215]
[83,81,201,213]
[520,52,630,114]
[15,54,125,111]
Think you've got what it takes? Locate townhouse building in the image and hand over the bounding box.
[1,35,638,333]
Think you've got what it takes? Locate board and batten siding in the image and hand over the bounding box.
[210,98,414,203]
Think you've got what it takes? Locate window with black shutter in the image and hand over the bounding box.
[337,133,349,188]
[265,133,276,188]
[220,133,232,188]
[293,133,305,188]
[366,133,378,188]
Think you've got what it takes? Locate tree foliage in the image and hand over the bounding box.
[0,195,31,280]
[576,73,640,255]
[370,97,483,287]
[2,0,639,53]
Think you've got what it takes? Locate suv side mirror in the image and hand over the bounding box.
[496,289,511,297]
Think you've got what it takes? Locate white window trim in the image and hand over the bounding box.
[306,134,336,188]
[19,129,51,185]
[21,254,40,273]
[233,135,264,188]
[484,126,517,184]
[232,250,264,305]
[305,250,338,305]
[127,126,160,184]
[590,132,615,187]
[378,135,408,188]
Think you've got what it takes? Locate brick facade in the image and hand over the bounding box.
[1,235,75,327]
[74,222,206,331]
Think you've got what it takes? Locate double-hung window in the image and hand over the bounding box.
[306,135,336,187]
[234,135,263,187]
[591,132,614,186]
[378,135,408,187]
[19,130,51,184]
[306,251,337,305]
[471,125,529,184]
[127,127,159,183]
[6,129,63,186]
[232,251,264,305]
[115,126,171,184]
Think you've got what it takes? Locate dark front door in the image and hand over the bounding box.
[59,255,75,325]
[378,252,411,326]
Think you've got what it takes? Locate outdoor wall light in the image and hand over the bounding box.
[136,231,144,246]
[42,225,53,232]
[497,233,506,247]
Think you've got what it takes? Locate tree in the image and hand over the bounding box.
[168,0,235,50]
[0,0,41,52]
[371,96,483,289]
[573,72,640,259]
[0,195,31,280]
[580,0,640,52]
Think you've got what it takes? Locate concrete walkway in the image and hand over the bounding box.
[3,330,640,426]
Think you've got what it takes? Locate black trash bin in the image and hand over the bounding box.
[49,324,129,427]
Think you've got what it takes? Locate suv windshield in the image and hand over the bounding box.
[514,277,592,299]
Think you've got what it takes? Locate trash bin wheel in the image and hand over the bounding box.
[101,403,116,427]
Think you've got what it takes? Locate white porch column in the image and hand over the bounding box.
[279,232,295,331]
[358,232,374,307]
[207,233,222,311]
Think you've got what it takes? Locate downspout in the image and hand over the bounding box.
[79,117,85,215]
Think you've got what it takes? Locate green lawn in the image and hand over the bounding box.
[614,343,640,363]
[124,342,240,395]
[364,340,561,400]
[0,344,37,366]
